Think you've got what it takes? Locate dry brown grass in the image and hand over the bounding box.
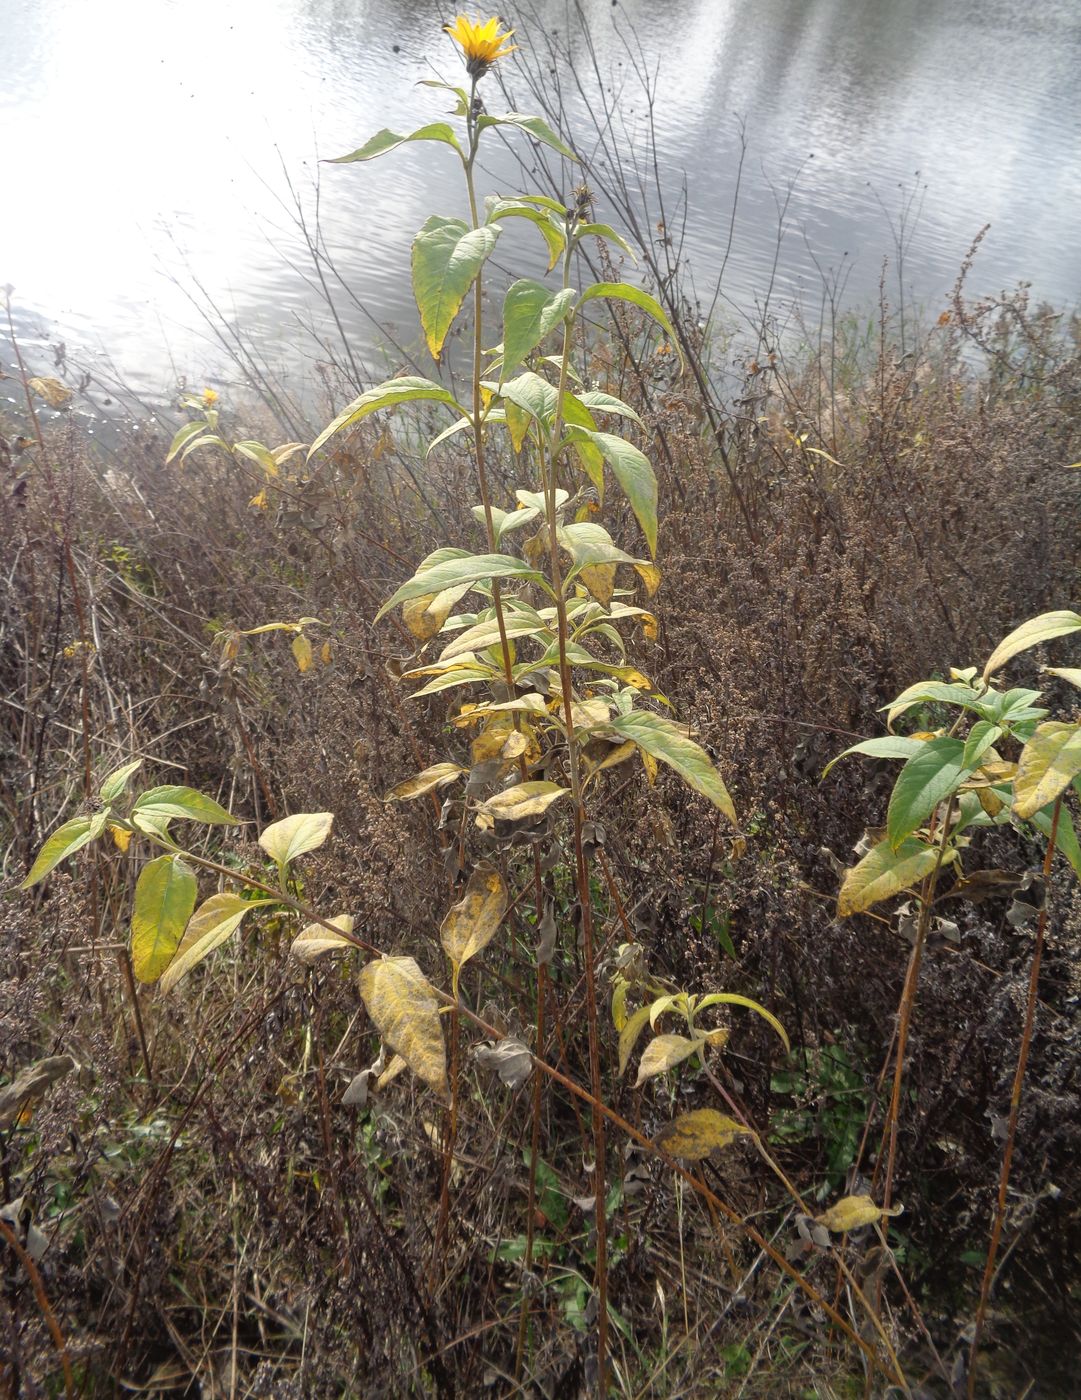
[1,284,1079,1397]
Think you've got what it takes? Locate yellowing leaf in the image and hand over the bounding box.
[479,781,569,821]
[131,854,198,983]
[618,1003,653,1075]
[292,633,314,673]
[320,640,333,665]
[837,837,941,918]
[654,1109,748,1161]
[249,489,269,510]
[21,816,97,889]
[0,1056,76,1127]
[634,562,661,597]
[982,610,1081,682]
[1012,721,1081,819]
[290,914,356,965]
[579,562,617,606]
[634,1033,705,1088]
[440,863,507,975]
[160,892,271,992]
[816,1195,904,1234]
[259,812,334,866]
[358,956,448,1097]
[110,825,132,853]
[402,584,470,642]
[28,376,73,408]
[1044,665,1081,692]
[385,762,465,801]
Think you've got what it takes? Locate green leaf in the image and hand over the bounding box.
[606,710,735,822]
[485,198,565,271]
[982,610,1081,682]
[566,428,658,556]
[837,837,941,918]
[376,553,544,620]
[160,892,273,992]
[694,992,790,1051]
[558,521,644,570]
[358,955,448,1097]
[577,283,681,365]
[884,680,984,730]
[309,377,464,459]
[496,371,559,427]
[100,758,143,803]
[886,738,970,849]
[577,390,644,427]
[1013,722,1081,819]
[258,812,334,867]
[575,223,637,260]
[131,854,198,983]
[328,123,464,163]
[21,816,96,889]
[132,786,237,827]
[822,735,927,779]
[165,420,209,464]
[962,721,1004,769]
[475,112,577,159]
[1028,803,1081,881]
[500,281,577,380]
[412,216,501,361]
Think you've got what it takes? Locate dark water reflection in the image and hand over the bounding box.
[1,0,1079,406]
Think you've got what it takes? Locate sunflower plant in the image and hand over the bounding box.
[19,15,951,1396]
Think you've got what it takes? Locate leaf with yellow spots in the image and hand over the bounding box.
[440,862,508,989]
[654,1109,748,1161]
[358,956,448,1098]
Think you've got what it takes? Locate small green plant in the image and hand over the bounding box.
[827,608,1081,1393]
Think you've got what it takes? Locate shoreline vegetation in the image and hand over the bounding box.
[3,14,1081,1398]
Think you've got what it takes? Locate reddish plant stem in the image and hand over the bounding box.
[967,796,1062,1395]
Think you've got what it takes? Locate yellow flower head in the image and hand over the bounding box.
[443,14,516,77]
[201,386,219,407]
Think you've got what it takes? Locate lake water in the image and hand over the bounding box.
[2,0,1080,410]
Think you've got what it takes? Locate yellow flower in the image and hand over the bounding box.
[443,14,516,76]
[201,386,219,406]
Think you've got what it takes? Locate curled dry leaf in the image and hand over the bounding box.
[386,762,465,801]
[28,375,73,409]
[816,1195,904,1234]
[474,1038,533,1089]
[654,1109,748,1161]
[358,956,448,1098]
[0,1056,77,1126]
[291,914,356,964]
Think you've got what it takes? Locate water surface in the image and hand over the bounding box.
[2,0,1079,406]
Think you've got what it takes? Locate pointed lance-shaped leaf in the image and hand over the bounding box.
[577,282,682,368]
[328,122,464,163]
[982,610,1081,682]
[606,709,736,823]
[886,737,971,849]
[161,892,275,992]
[290,914,357,965]
[386,763,466,802]
[475,111,577,159]
[376,553,545,621]
[21,816,97,889]
[308,377,466,460]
